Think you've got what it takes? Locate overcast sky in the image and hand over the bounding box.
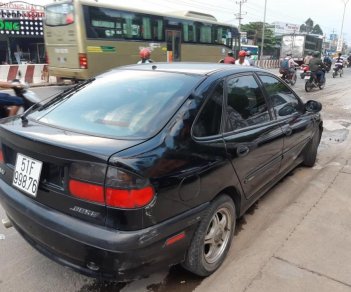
[21,0,351,43]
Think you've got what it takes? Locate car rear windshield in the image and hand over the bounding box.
[32,70,201,139]
[45,3,75,26]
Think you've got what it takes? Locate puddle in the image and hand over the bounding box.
[321,128,349,144]
[146,265,202,292]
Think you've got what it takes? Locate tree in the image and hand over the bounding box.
[299,18,323,35]
[312,24,323,35]
[240,22,276,53]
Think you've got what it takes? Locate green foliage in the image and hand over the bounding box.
[300,18,323,35]
[240,22,276,51]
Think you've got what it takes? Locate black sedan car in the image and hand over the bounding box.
[0,63,322,280]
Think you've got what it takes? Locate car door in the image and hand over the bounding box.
[222,73,284,200]
[257,73,315,174]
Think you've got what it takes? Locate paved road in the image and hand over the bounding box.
[0,68,351,292]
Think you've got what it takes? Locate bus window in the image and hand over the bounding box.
[45,3,74,26]
[84,6,163,41]
[199,23,212,43]
[183,22,197,42]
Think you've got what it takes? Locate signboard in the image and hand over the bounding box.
[0,3,44,36]
[272,22,300,35]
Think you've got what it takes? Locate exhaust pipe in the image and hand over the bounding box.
[2,218,13,229]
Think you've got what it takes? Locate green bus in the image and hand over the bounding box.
[44,0,240,80]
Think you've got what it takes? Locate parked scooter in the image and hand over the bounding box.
[305,69,326,92]
[0,79,41,118]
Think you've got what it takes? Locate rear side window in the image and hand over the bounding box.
[193,81,224,137]
[32,71,201,139]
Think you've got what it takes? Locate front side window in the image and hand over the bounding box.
[45,3,74,26]
[259,75,304,118]
[193,81,224,137]
[29,71,201,139]
[225,75,270,132]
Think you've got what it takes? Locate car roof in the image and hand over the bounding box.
[107,62,266,76]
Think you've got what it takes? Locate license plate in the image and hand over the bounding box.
[13,153,42,197]
[304,75,310,79]
[299,70,304,74]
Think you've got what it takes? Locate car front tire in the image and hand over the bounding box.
[182,194,236,276]
[303,128,321,167]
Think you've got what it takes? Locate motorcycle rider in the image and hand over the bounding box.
[347,54,351,67]
[0,80,24,116]
[280,53,298,80]
[223,51,235,64]
[334,52,344,72]
[137,48,153,64]
[309,51,326,84]
[303,52,313,65]
[235,50,250,66]
[245,50,255,66]
[323,54,332,72]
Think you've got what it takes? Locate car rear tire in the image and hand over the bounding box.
[303,128,321,167]
[182,194,236,277]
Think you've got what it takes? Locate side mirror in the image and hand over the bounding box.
[305,100,322,113]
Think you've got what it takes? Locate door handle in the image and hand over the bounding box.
[284,127,293,136]
[237,145,250,157]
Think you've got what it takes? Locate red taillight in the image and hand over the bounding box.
[79,53,88,69]
[0,149,4,163]
[106,186,154,208]
[68,163,155,209]
[69,179,104,203]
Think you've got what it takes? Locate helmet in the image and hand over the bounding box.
[312,51,320,57]
[238,50,247,57]
[246,50,251,56]
[286,53,292,56]
[228,51,234,56]
[139,48,151,59]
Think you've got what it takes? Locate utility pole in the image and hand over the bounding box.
[235,0,247,32]
[338,0,349,52]
[260,0,267,60]
[235,0,247,53]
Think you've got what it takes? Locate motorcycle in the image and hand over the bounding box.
[300,64,310,79]
[0,79,41,119]
[332,65,343,78]
[305,69,326,92]
[281,68,297,85]
[323,62,331,73]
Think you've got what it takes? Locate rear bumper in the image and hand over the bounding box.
[0,179,207,280]
[48,66,90,80]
